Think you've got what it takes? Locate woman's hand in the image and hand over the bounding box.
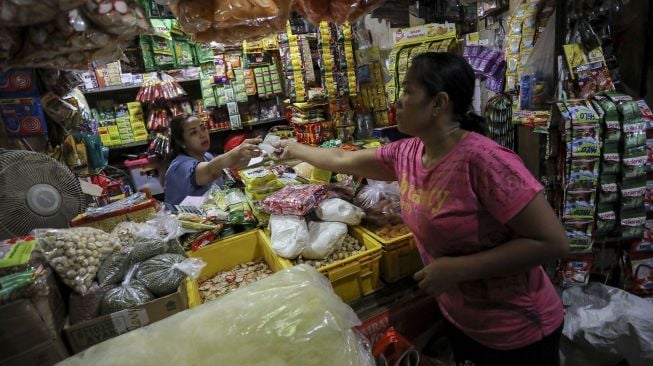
[270,139,296,160]
[226,137,262,166]
[414,257,462,297]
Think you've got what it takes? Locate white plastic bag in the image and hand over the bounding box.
[270,215,309,259]
[59,265,375,366]
[303,221,348,260]
[561,282,653,366]
[315,198,365,225]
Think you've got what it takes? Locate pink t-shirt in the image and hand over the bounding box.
[376,132,563,350]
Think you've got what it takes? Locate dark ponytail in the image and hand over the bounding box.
[408,52,485,135]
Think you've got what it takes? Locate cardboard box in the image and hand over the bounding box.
[0,336,69,366]
[0,270,65,360]
[63,284,188,354]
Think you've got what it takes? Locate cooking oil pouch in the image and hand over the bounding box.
[621,179,647,211]
[622,150,648,181]
[620,210,646,240]
[598,175,619,204]
[595,204,617,236]
[600,144,621,176]
[623,120,646,151]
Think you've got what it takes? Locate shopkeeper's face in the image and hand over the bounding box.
[396,75,437,136]
[182,118,210,155]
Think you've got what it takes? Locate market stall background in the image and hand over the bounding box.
[1,0,653,365]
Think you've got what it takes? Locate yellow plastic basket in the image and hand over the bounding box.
[274,226,383,304]
[358,226,423,283]
[185,230,291,308]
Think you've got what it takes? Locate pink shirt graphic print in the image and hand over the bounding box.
[376,133,563,350]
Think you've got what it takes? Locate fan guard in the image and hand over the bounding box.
[0,149,87,239]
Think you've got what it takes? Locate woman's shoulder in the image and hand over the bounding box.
[462,132,518,160]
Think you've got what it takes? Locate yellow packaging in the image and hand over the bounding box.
[507,55,520,73]
[310,167,332,184]
[521,30,535,49]
[508,35,522,55]
[240,167,276,187]
[505,73,518,92]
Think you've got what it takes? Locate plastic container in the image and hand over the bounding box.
[275,226,382,304]
[358,226,423,283]
[185,230,291,308]
[123,157,164,195]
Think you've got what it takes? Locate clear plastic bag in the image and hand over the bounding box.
[69,282,115,325]
[97,251,131,287]
[295,0,384,25]
[136,254,204,297]
[269,215,309,259]
[0,236,45,276]
[354,180,403,227]
[100,264,155,315]
[315,198,365,226]
[303,221,347,260]
[35,227,120,294]
[0,265,49,305]
[59,265,375,366]
[82,0,151,36]
[0,0,86,27]
[171,0,292,45]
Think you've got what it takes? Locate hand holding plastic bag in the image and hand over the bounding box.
[59,265,375,366]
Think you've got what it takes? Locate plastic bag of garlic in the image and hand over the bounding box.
[58,265,375,366]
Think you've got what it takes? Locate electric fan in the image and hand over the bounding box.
[0,149,87,239]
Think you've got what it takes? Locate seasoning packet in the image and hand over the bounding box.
[567,159,599,191]
[564,219,593,252]
[620,210,646,240]
[598,175,620,204]
[620,179,646,211]
[595,204,617,237]
[563,190,596,219]
[622,150,648,182]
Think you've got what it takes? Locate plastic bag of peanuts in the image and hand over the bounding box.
[35,227,121,295]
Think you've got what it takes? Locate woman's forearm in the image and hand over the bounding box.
[286,142,351,173]
[195,153,234,186]
[450,238,565,282]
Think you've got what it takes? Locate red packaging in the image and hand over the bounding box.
[262,184,329,216]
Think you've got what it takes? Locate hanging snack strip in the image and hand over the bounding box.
[343,22,357,96]
[559,100,601,253]
[136,74,187,103]
[319,22,337,98]
[286,23,306,102]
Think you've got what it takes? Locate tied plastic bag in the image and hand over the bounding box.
[35,227,120,294]
[303,221,348,260]
[58,265,375,366]
[100,264,155,315]
[136,254,205,297]
[561,283,653,366]
[270,215,309,259]
[354,180,403,227]
[170,0,293,45]
[315,198,365,225]
[69,282,115,325]
[0,0,86,27]
[97,251,131,287]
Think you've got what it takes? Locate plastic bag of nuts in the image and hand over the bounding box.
[35,227,121,294]
[293,234,365,269]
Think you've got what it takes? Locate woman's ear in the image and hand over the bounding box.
[431,92,450,117]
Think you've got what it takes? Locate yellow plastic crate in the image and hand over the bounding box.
[274,226,382,304]
[185,230,291,308]
[358,226,423,283]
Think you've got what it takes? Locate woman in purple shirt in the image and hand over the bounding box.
[275,53,568,365]
[164,115,261,205]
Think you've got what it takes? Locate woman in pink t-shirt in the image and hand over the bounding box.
[276,52,568,365]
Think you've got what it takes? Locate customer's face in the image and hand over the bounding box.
[182,118,210,155]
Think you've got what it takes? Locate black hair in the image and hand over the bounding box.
[169,114,197,158]
[407,52,485,135]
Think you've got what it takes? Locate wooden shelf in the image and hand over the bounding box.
[82,78,200,95]
[107,140,149,150]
